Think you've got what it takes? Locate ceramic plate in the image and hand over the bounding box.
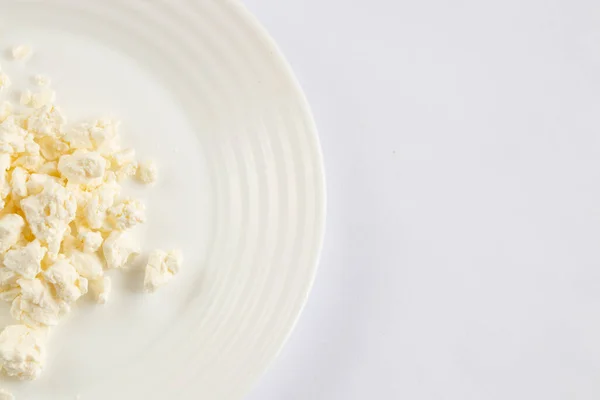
[0,1,325,399]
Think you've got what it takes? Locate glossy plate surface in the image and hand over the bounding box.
[0,1,325,398]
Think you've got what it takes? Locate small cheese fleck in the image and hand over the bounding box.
[3,240,47,279]
[43,260,88,303]
[79,230,103,253]
[0,116,33,155]
[0,73,11,91]
[111,148,138,181]
[33,74,50,87]
[63,122,94,149]
[137,160,158,184]
[31,89,56,108]
[26,105,65,137]
[0,268,19,289]
[11,167,29,197]
[0,153,11,202]
[107,198,146,231]
[0,288,21,303]
[20,89,32,106]
[143,249,182,293]
[0,288,20,303]
[0,102,12,122]
[11,45,32,61]
[38,136,69,161]
[85,183,119,229]
[0,214,25,253]
[13,154,43,172]
[60,233,79,256]
[102,231,140,269]
[89,276,111,304]
[11,278,68,327]
[111,148,135,167]
[0,325,45,380]
[0,268,19,303]
[20,180,77,256]
[58,150,106,185]
[90,119,120,155]
[26,173,58,195]
[70,251,103,280]
[37,161,57,175]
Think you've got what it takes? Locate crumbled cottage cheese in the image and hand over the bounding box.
[103,231,140,269]
[144,249,183,293]
[32,74,50,87]
[0,73,11,92]
[137,159,158,184]
[0,325,44,380]
[0,45,183,393]
[89,276,111,304]
[11,46,31,61]
[3,240,46,280]
[0,214,25,253]
[0,102,11,121]
[19,90,31,106]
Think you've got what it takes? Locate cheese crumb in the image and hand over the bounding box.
[89,276,111,304]
[26,105,66,137]
[144,250,182,292]
[58,150,106,185]
[20,89,32,106]
[0,102,12,122]
[102,231,140,269]
[85,183,119,229]
[70,251,104,280]
[11,167,29,197]
[11,278,68,327]
[107,198,146,230]
[11,45,32,61]
[31,89,56,108]
[3,240,47,279]
[0,73,11,91]
[79,230,103,253]
[20,180,77,256]
[137,160,158,184]
[43,260,88,303]
[0,214,25,253]
[33,74,50,87]
[0,325,45,380]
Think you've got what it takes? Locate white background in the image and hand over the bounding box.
[244,1,600,399]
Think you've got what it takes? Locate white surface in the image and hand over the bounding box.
[0,1,324,399]
[245,1,600,399]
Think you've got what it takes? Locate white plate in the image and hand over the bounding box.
[0,1,325,399]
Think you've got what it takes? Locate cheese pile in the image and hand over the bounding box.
[0,48,182,386]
